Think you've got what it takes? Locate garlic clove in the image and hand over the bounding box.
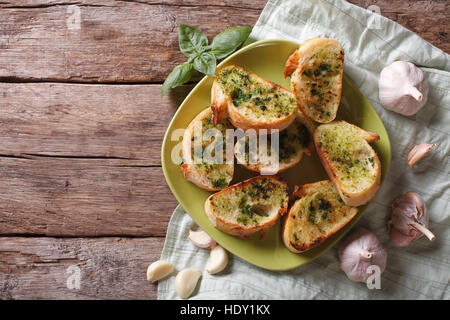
[188,229,216,249]
[146,260,174,283]
[175,268,202,299]
[206,245,228,274]
[406,143,434,167]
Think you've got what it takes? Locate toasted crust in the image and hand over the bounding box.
[211,80,227,125]
[284,49,299,78]
[314,121,381,207]
[282,180,358,253]
[234,110,314,174]
[285,37,344,123]
[204,175,288,239]
[181,107,234,191]
[211,65,297,132]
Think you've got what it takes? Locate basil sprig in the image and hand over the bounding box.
[161,24,251,95]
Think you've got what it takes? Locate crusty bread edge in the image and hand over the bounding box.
[211,80,228,125]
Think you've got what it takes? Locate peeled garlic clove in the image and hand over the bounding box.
[146,260,174,283]
[206,245,228,274]
[188,229,216,249]
[389,192,435,246]
[378,61,429,116]
[339,228,387,283]
[406,143,434,167]
[175,268,202,299]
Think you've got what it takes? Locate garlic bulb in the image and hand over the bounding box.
[406,143,434,167]
[379,61,429,116]
[339,228,387,282]
[389,192,435,246]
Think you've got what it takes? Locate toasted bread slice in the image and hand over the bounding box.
[181,107,234,191]
[211,65,297,131]
[234,110,314,174]
[205,175,288,238]
[314,121,381,207]
[284,37,344,123]
[282,180,358,253]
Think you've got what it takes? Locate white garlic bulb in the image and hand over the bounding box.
[389,192,435,246]
[339,228,387,282]
[379,61,429,116]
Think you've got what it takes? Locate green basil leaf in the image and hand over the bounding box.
[193,51,217,76]
[179,24,209,58]
[211,26,252,59]
[161,63,194,95]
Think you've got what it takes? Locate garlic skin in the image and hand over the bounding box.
[389,192,435,246]
[406,143,434,167]
[379,61,429,116]
[206,245,228,274]
[188,229,216,249]
[146,260,174,283]
[339,228,387,282]
[175,268,202,299]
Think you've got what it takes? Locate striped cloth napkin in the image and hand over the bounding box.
[158,0,450,299]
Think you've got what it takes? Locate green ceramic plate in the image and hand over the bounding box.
[161,39,391,271]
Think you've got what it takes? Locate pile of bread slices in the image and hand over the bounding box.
[180,37,381,253]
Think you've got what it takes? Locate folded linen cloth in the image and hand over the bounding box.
[158,0,450,300]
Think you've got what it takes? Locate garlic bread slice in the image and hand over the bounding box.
[181,107,234,191]
[314,121,381,206]
[205,175,288,238]
[234,110,314,173]
[212,65,297,131]
[285,37,344,123]
[282,180,358,253]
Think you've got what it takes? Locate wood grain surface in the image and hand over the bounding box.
[0,237,164,299]
[0,0,447,299]
[0,0,447,83]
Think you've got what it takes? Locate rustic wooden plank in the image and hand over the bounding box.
[0,83,193,163]
[0,0,260,82]
[0,157,178,236]
[0,237,164,299]
[0,0,447,83]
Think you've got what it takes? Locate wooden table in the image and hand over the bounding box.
[0,0,448,300]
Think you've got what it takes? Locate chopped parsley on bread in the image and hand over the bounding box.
[282,180,358,253]
[205,175,289,238]
[181,107,234,191]
[284,37,344,123]
[212,65,297,131]
[234,110,314,173]
[314,121,381,207]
